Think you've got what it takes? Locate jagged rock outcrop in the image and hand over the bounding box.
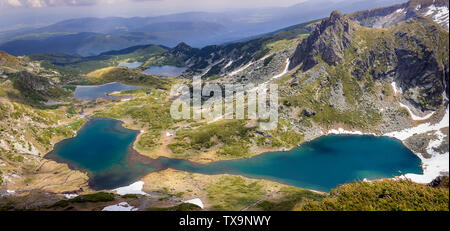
[289,10,448,111]
[168,42,200,63]
[289,11,355,71]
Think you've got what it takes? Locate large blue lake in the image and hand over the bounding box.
[74,82,138,101]
[46,118,423,191]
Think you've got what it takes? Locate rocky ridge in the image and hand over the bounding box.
[288,11,448,112]
[348,0,449,29]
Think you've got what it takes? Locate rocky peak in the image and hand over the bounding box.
[289,10,354,71]
[170,42,193,53]
[168,42,200,63]
[328,10,345,24]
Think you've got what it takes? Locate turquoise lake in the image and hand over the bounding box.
[143,65,187,77]
[46,118,423,191]
[74,82,138,100]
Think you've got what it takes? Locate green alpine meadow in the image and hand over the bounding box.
[0,0,448,213]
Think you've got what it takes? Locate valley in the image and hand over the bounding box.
[0,0,449,211]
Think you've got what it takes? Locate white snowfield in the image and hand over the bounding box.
[384,107,449,141]
[113,181,148,196]
[184,198,205,209]
[402,130,449,184]
[402,152,449,184]
[423,4,449,28]
[102,202,138,211]
[386,106,449,184]
[391,82,403,95]
[327,128,376,136]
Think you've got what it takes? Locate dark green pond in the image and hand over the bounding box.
[46,118,423,192]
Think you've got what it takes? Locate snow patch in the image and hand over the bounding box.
[402,129,449,184]
[271,58,290,80]
[423,5,449,28]
[426,130,446,156]
[395,8,406,14]
[64,194,78,199]
[102,202,138,211]
[392,82,436,121]
[113,181,148,196]
[184,198,204,209]
[228,54,271,77]
[402,152,449,184]
[224,60,233,69]
[384,107,449,141]
[228,61,255,76]
[327,128,375,136]
[398,102,435,121]
[385,107,449,184]
[391,82,403,95]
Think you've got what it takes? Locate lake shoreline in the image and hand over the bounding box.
[45,116,423,192]
[43,82,447,193]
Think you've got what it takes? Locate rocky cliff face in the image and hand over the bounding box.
[288,10,449,112]
[289,11,354,71]
[391,22,449,110]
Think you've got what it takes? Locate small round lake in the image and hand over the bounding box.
[46,118,423,191]
[74,82,139,101]
[143,65,187,77]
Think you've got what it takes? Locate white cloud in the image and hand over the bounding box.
[5,0,22,7]
[1,0,103,8]
[1,0,306,9]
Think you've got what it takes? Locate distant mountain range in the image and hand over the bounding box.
[0,0,406,56]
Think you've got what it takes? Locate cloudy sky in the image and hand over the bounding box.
[0,0,313,30]
[0,0,307,11]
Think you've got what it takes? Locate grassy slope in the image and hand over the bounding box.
[280,16,448,130]
[0,51,24,74]
[84,66,170,87]
[296,179,449,211]
[0,80,89,195]
[27,45,168,82]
